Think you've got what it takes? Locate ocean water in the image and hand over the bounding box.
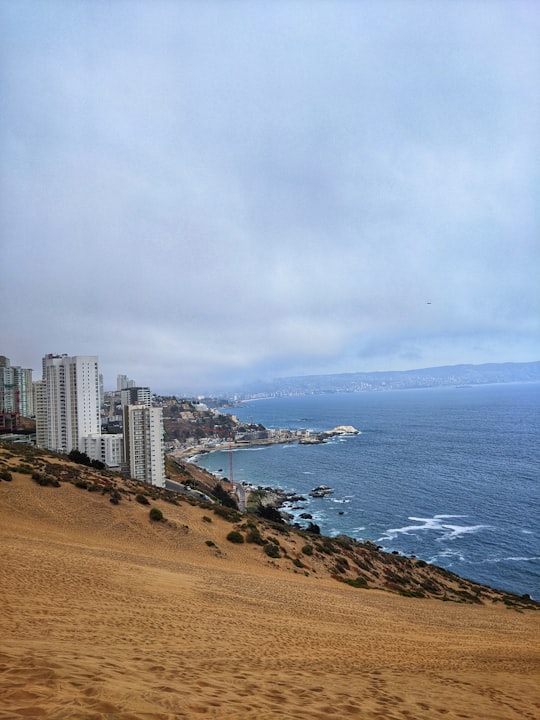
[195,383,540,598]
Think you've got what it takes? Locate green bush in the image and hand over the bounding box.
[32,472,60,487]
[136,493,150,505]
[320,538,337,554]
[264,543,281,558]
[68,449,92,466]
[334,534,355,549]
[301,544,313,556]
[0,469,13,482]
[149,507,164,522]
[202,515,212,523]
[344,576,369,588]
[245,526,265,545]
[205,540,216,547]
[226,530,244,544]
[213,482,239,509]
[15,464,33,474]
[256,503,284,523]
[213,505,242,523]
[399,589,426,598]
[355,559,372,572]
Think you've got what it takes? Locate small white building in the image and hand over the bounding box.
[81,433,124,468]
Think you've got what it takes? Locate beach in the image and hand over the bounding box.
[1,469,539,720]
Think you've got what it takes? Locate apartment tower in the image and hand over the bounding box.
[123,403,165,487]
[38,354,100,453]
[0,356,34,430]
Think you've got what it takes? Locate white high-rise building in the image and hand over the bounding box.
[33,380,47,447]
[123,404,165,487]
[39,354,100,453]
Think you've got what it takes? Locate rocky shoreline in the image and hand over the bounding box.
[170,425,360,459]
[173,426,360,520]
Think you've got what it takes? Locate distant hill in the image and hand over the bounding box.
[239,361,540,397]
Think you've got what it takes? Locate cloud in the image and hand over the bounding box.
[1,0,539,393]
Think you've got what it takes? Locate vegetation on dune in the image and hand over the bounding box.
[68,449,106,470]
[213,482,239,510]
[1,440,539,610]
[149,507,164,522]
[255,503,284,524]
[226,530,244,544]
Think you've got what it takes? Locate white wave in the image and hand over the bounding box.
[379,517,442,541]
[436,524,490,541]
[428,549,466,563]
[483,556,540,563]
[329,498,351,504]
[309,511,328,522]
[379,515,489,543]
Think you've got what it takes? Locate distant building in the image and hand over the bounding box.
[0,356,34,430]
[117,374,136,391]
[81,433,124,468]
[38,354,100,453]
[120,386,152,407]
[33,380,47,447]
[123,404,165,487]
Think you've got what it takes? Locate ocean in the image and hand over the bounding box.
[194,383,540,598]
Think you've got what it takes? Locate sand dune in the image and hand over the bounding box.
[1,467,539,719]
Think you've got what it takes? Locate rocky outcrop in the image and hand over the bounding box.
[326,425,359,435]
[299,425,359,445]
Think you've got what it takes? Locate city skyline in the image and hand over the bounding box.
[8,351,166,487]
[1,1,539,395]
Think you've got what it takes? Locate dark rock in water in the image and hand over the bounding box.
[299,513,313,519]
[338,511,344,515]
[309,485,334,498]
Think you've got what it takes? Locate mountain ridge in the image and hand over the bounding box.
[239,361,540,396]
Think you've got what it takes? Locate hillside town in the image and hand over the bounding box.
[1,352,346,505]
[0,353,242,488]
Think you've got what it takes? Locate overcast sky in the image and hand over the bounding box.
[1,0,539,394]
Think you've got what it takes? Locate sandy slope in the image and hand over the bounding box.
[1,473,539,720]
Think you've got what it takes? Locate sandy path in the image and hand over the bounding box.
[1,476,539,719]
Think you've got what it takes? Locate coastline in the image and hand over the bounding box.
[169,424,360,465]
